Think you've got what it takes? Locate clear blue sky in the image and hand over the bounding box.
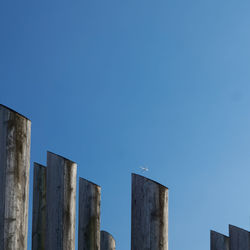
[1,0,250,249]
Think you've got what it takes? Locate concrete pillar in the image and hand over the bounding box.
[131,174,168,250]
[101,231,115,250]
[210,230,229,250]
[32,163,46,250]
[46,152,77,250]
[0,104,31,250]
[78,177,101,250]
[229,225,250,250]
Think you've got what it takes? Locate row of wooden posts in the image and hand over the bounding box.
[0,104,169,250]
[1,104,247,250]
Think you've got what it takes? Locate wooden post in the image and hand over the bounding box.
[101,231,115,250]
[0,105,31,250]
[32,163,46,250]
[210,230,229,250]
[131,174,168,250]
[46,152,77,250]
[78,177,101,250]
[229,225,250,250]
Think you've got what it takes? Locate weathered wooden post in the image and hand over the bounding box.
[210,230,229,250]
[101,231,115,250]
[131,174,168,250]
[229,225,250,250]
[32,163,46,250]
[0,104,31,250]
[78,177,101,250]
[46,152,77,250]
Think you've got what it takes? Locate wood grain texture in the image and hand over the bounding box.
[0,104,31,250]
[101,231,115,250]
[32,163,46,250]
[131,174,168,250]
[78,177,101,250]
[46,152,77,250]
[229,225,250,250]
[210,230,229,250]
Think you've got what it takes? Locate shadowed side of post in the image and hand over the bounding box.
[46,152,77,250]
[78,178,101,250]
[210,230,229,250]
[131,173,168,250]
[101,231,115,250]
[229,225,250,250]
[32,163,47,250]
[0,105,31,250]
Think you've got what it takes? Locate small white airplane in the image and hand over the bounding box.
[140,166,149,172]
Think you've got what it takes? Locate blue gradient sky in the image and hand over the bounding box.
[1,0,250,249]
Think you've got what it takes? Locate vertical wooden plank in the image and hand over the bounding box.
[0,104,31,250]
[210,230,229,250]
[46,152,77,250]
[131,174,168,250]
[32,163,46,250]
[78,177,101,250]
[229,225,250,250]
[101,231,115,250]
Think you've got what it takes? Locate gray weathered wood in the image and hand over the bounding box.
[210,230,229,250]
[131,174,168,250]
[32,163,46,250]
[78,177,101,250]
[229,225,250,250]
[101,231,115,250]
[0,104,31,250]
[46,152,77,250]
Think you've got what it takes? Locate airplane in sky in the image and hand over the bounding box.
[140,166,149,173]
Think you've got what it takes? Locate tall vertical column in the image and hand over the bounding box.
[210,230,229,250]
[78,177,101,250]
[32,163,46,250]
[46,152,77,250]
[229,225,250,250]
[0,104,31,250]
[101,231,115,250]
[131,174,168,250]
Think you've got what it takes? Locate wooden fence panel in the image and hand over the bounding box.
[229,225,250,250]
[101,231,115,250]
[0,105,31,250]
[46,152,77,250]
[210,230,229,250]
[131,174,168,250]
[32,163,46,250]
[78,177,101,250]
